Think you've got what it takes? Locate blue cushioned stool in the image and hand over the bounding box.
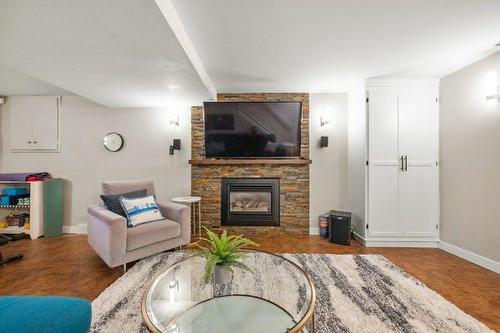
[0,296,91,333]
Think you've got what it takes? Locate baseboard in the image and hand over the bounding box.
[352,232,439,247]
[364,239,439,248]
[439,241,500,274]
[309,227,319,236]
[365,241,438,248]
[352,231,366,245]
[62,224,87,234]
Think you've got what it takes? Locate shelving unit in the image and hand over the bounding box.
[0,181,44,239]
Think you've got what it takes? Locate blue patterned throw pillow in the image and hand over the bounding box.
[119,195,164,227]
[100,189,147,217]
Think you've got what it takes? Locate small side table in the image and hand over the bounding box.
[172,196,202,237]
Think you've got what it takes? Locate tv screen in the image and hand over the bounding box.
[203,101,302,158]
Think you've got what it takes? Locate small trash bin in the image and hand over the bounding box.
[328,210,351,245]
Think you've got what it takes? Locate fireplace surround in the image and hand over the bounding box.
[191,93,310,234]
[221,178,280,227]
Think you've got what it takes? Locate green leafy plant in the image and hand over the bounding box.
[195,227,259,283]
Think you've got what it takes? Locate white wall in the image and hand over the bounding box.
[440,51,500,264]
[1,93,351,234]
[347,82,367,238]
[309,93,349,234]
[1,95,194,230]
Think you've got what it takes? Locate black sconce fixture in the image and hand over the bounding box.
[169,139,181,155]
[320,136,329,148]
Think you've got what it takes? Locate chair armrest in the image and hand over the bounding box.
[87,204,127,268]
[158,201,191,243]
[88,204,126,226]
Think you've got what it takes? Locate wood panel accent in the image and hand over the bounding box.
[0,234,498,331]
[189,159,312,165]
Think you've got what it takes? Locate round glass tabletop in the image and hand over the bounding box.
[142,251,315,333]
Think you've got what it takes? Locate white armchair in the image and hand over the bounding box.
[87,180,190,271]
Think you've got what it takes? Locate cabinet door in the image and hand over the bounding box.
[368,92,401,236]
[398,93,438,237]
[9,97,35,149]
[33,97,60,149]
[399,167,437,237]
[8,96,59,150]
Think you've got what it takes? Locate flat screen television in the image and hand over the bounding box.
[203,101,302,158]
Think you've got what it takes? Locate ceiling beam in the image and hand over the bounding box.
[155,0,217,100]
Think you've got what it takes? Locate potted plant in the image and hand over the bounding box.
[195,227,259,284]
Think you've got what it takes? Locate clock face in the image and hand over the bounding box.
[103,132,124,152]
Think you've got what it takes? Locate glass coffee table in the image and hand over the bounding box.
[142,250,316,333]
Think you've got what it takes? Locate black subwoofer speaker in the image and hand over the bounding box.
[328,210,352,246]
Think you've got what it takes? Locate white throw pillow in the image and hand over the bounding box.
[120,195,164,227]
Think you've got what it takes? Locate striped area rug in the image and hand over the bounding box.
[91,252,494,333]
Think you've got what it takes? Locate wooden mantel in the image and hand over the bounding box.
[189,159,312,165]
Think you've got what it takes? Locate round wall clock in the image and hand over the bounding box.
[103,132,124,152]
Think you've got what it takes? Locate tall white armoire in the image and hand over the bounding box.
[365,79,439,247]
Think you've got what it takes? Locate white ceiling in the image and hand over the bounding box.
[171,0,500,92]
[0,65,67,96]
[0,0,211,107]
[0,0,499,106]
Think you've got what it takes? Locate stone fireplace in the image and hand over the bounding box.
[221,178,280,227]
[190,93,310,235]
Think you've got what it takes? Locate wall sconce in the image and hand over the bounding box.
[320,136,329,148]
[169,139,181,155]
[170,113,180,126]
[486,94,500,104]
[486,71,500,106]
[486,87,500,105]
[320,115,330,127]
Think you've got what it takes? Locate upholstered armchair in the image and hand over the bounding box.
[87,180,190,271]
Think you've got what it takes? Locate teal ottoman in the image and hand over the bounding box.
[0,296,91,333]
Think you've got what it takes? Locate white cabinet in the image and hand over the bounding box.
[8,96,60,151]
[366,80,439,246]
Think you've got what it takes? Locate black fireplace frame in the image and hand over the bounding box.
[221,178,280,227]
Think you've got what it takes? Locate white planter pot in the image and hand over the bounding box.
[213,265,232,285]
